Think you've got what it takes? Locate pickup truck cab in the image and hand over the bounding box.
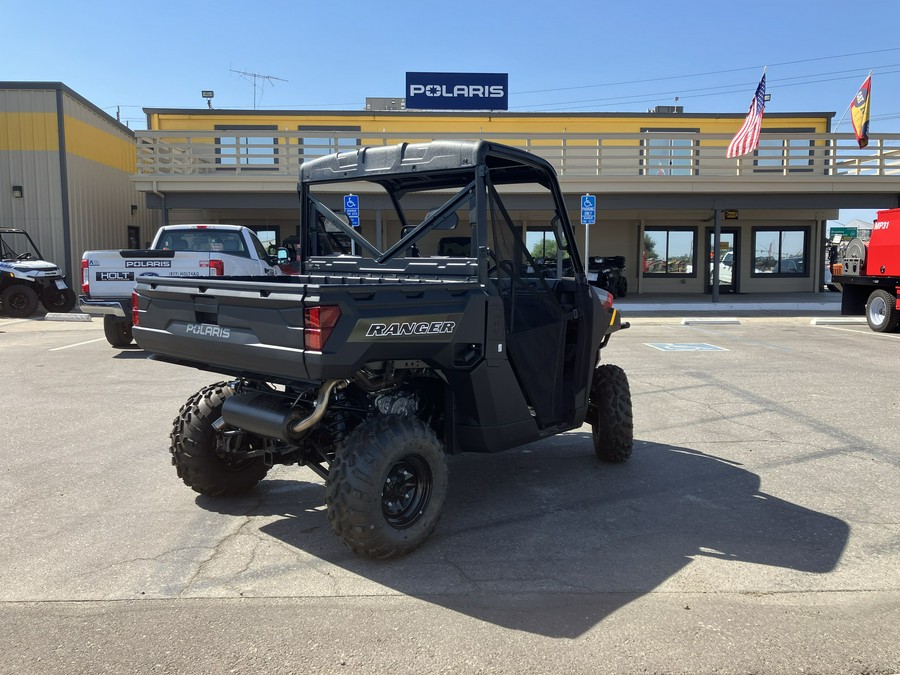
[80,224,281,346]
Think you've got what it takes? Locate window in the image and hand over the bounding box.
[299,125,360,161]
[752,227,809,276]
[754,128,814,173]
[643,227,696,276]
[214,125,278,169]
[641,128,698,176]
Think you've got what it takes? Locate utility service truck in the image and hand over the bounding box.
[132,141,634,558]
[832,208,900,332]
[80,224,281,346]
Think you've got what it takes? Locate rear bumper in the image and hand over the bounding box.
[79,297,129,317]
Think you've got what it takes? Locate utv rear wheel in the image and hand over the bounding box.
[326,415,448,559]
[865,289,900,333]
[170,382,269,497]
[42,288,77,313]
[590,364,634,463]
[2,285,39,318]
[103,315,133,347]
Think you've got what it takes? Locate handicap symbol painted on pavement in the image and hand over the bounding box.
[644,343,729,352]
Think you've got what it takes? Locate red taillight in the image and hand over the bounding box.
[132,291,140,326]
[81,259,89,294]
[209,259,224,276]
[304,305,341,351]
[596,287,614,311]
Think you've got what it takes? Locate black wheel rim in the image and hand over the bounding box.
[10,293,28,310]
[382,454,432,529]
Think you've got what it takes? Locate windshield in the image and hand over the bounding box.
[0,231,42,261]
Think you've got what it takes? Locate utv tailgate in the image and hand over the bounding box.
[133,275,485,382]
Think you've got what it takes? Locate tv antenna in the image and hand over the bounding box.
[229,69,288,109]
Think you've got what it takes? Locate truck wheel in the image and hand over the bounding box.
[1,285,40,318]
[617,277,628,298]
[103,315,133,347]
[41,288,77,313]
[170,382,269,497]
[326,415,449,559]
[589,364,634,463]
[865,289,900,333]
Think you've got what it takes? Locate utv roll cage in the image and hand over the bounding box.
[296,140,585,285]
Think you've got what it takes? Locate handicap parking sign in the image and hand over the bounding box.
[581,194,596,225]
[343,194,360,227]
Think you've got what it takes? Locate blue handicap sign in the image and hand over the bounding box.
[343,194,360,227]
[581,194,596,225]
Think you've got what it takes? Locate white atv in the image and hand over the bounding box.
[0,228,76,318]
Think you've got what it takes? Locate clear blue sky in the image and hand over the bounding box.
[5,0,898,224]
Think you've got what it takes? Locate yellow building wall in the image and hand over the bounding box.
[0,112,59,151]
[63,116,137,173]
[148,111,830,135]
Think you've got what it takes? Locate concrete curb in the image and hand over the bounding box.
[43,313,92,322]
[615,302,840,313]
[681,317,741,325]
[810,317,867,325]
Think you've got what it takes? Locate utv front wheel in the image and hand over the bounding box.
[42,288,77,313]
[326,415,448,559]
[103,315,133,347]
[589,364,634,463]
[170,382,269,496]
[1,285,40,318]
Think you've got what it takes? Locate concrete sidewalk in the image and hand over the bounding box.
[614,291,845,317]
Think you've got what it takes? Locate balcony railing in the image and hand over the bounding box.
[135,130,900,179]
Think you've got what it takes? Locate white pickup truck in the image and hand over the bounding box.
[80,224,282,346]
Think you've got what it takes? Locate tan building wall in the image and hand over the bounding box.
[1,82,158,282]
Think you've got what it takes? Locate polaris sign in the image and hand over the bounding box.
[406,72,508,111]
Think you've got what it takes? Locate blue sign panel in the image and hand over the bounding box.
[344,194,359,227]
[406,72,508,111]
[581,194,596,225]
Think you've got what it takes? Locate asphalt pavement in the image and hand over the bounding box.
[0,311,897,674]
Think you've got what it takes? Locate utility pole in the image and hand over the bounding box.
[229,69,288,109]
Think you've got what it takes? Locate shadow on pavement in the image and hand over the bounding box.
[198,435,850,638]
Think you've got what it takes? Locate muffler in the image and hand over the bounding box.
[220,379,342,442]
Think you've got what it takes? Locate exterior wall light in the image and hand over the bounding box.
[12,185,23,198]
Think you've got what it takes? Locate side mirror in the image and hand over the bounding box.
[276,247,289,262]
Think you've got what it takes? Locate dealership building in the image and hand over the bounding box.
[3,80,899,296]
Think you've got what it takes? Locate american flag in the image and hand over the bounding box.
[727,73,766,159]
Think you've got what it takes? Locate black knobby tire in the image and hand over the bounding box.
[589,364,634,463]
[170,382,269,497]
[617,276,628,298]
[103,315,133,347]
[1,285,40,318]
[326,415,449,559]
[42,288,77,313]
[865,289,900,333]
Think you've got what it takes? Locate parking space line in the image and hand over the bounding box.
[0,319,30,328]
[49,338,108,351]
[820,325,900,339]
